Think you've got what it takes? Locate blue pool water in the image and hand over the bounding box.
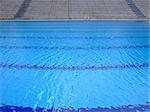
[0,21,149,111]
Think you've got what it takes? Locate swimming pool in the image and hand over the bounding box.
[0,21,149,112]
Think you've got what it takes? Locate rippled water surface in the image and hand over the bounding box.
[0,21,149,111]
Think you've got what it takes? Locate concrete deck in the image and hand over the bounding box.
[0,0,149,20]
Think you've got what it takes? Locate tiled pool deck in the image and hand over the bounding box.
[0,0,149,20]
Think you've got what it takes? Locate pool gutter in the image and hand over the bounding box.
[0,18,149,22]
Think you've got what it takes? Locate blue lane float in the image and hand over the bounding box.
[0,103,150,112]
[0,45,149,50]
[0,36,149,39]
[0,63,149,71]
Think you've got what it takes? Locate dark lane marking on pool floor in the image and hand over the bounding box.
[0,45,149,50]
[0,63,149,71]
[0,36,149,39]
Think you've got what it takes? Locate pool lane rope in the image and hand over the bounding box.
[0,45,149,50]
[0,63,149,71]
[0,36,148,39]
[0,103,150,112]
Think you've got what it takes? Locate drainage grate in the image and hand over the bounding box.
[14,0,32,19]
[125,0,146,19]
